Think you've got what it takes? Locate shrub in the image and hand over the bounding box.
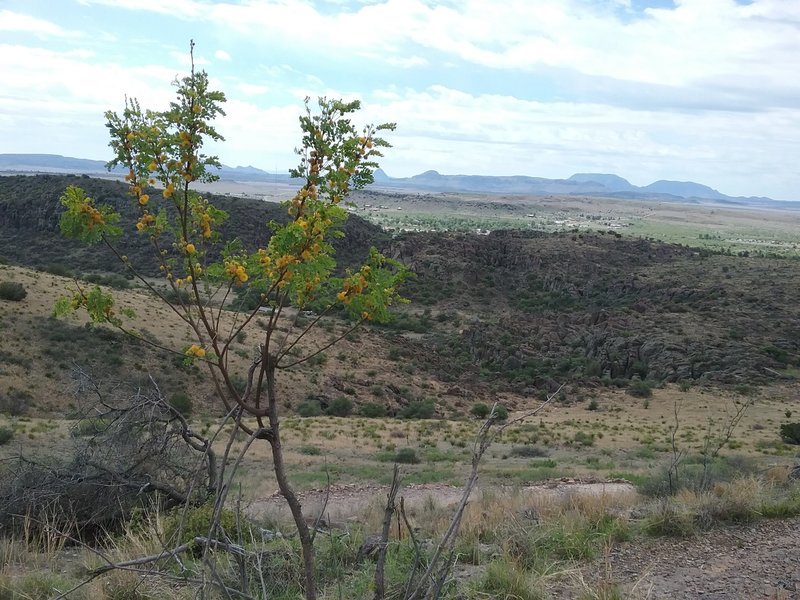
[71,417,110,436]
[509,446,550,458]
[780,422,800,445]
[627,379,653,398]
[475,558,541,600]
[0,281,26,302]
[572,431,595,447]
[587,399,599,411]
[0,388,32,416]
[297,400,323,418]
[327,396,352,417]
[360,402,386,418]
[39,263,73,277]
[470,403,490,419]
[0,427,13,445]
[643,500,696,537]
[492,404,509,421]
[399,399,436,419]
[83,272,131,290]
[163,502,238,548]
[169,393,193,417]
[299,445,321,456]
[393,448,420,464]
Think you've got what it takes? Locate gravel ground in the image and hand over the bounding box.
[551,516,800,599]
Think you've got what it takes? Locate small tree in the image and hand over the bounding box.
[54,44,406,599]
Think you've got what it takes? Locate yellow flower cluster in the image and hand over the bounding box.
[135,213,155,231]
[185,344,206,358]
[80,203,104,229]
[225,260,248,284]
[257,249,271,268]
[275,254,297,269]
[198,212,212,238]
[163,183,175,199]
[336,272,368,304]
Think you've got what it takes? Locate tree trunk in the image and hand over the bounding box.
[265,358,317,600]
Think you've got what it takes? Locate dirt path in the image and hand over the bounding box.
[248,480,800,598]
[246,478,637,524]
[554,517,800,599]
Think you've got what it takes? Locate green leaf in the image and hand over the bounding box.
[59,186,122,244]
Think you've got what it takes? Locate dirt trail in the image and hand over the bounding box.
[553,516,800,600]
[250,480,800,598]
[246,478,637,524]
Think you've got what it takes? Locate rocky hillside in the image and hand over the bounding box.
[2,175,798,396]
[0,174,386,275]
[386,230,800,390]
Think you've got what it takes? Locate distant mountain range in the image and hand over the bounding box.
[0,153,790,207]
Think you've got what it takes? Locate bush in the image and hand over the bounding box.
[470,403,490,419]
[627,379,653,398]
[492,404,509,421]
[399,399,436,419]
[643,500,696,537]
[475,558,541,600]
[509,446,550,458]
[297,400,323,418]
[360,402,386,418]
[0,427,13,445]
[0,281,26,302]
[0,388,32,416]
[72,417,110,436]
[163,502,238,548]
[327,396,352,417]
[587,399,599,411]
[82,272,131,290]
[169,393,193,417]
[780,422,800,445]
[393,448,420,464]
[38,263,73,277]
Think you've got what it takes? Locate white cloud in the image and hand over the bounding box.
[0,44,181,158]
[355,85,800,198]
[237,83,270,96]
[82,0,800,94]
[4,1,800,198]
[0,9,82,38]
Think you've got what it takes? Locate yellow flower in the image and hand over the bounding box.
[147,161,157,172]
[163,183,175,198]
[185,344,206,358]
[224,260,248,284]
[135,213,155,231]
[336,291,347,302]
[185,243,196,254]
[138,194,150,206]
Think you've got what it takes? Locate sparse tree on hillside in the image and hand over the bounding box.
[54,44,406,599]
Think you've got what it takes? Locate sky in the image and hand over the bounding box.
[1,0,799,199]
